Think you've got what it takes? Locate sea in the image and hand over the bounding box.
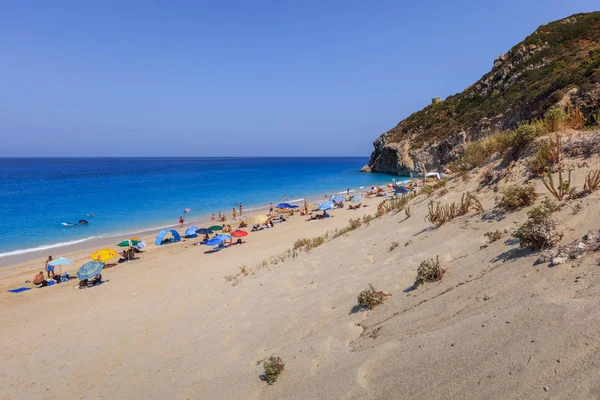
[0,157,401,259]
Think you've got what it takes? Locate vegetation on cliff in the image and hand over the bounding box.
[386,12,600,149]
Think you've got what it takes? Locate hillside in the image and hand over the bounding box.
[364,11,600,176]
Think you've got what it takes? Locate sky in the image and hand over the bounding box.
[0,1,598,157]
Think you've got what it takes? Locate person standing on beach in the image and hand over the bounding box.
[232,207,237,220]
[283,195,287,201]
[179,216,184,227]
[269,202,273,214]
[239,203,243,216]
[218,211,221,220]
[45,256,55,278]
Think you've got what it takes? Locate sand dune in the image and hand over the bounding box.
[3,144,600,399]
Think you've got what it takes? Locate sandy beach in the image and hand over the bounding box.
[3,133,600,399]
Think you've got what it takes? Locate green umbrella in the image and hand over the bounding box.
[117,239,140,247]
[208,225,223,231]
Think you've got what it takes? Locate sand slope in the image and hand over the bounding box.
[2,153,600,399]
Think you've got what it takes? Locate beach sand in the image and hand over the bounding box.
[3,151,600,399]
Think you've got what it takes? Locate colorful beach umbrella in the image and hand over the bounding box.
[255,215,269,224]
[47,257,73,267]
[91,249,118,263]
[231,230,248,237]
[318,201,334,211]
[204,237,224,246]
[77,261,104,280]
[117,239,140,247]
[185,226,199,237]
[276,203,299,209]
[195,228,214,235]
[351,195,364,203]
[184,208,191,213]
[208,225,223,231]
[134,241,146,250]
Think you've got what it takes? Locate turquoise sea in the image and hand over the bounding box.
[0,157,399,258]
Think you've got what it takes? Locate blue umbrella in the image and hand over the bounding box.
[204,237,224,246]
[76,261,104,280]
[195,228,214,235]
[276,203,299,209]
[185,226,199,237]
[330,196,345,202]
[351,195,364,203]
[318,201,334,211]
[47,257,73,267]
[215,234,232,241]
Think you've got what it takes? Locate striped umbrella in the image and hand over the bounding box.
[77,261,104,280]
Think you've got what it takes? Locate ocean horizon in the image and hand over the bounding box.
[0,157,401,259]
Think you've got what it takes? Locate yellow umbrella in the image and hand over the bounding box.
[91,249,118,263]
[255,215,269,224]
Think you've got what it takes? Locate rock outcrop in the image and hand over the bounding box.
[363,12,600,176]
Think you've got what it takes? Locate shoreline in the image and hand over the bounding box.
[0,180,396,268]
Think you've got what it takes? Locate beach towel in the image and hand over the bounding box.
[8,287,32,293]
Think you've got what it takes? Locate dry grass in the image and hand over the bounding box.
[484,230,504,243]
[527,133,562,175]
[584,170,600,192]
[389,241,399,252]
[513,204,563,250]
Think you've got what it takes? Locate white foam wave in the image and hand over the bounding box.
[0,236,102,258]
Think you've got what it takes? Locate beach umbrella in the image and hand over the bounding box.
[351,195,364,203]
[134,241,146,250]
[208,225,223,231]
[318,201,334,211]
[276,203,299,209]
[185,226,199,237]
[77,261,104,280]
[215,233,232,240]
[117,239,140,247]
[255,215,269,224]
[184,208,191,213]
[195,228,214,235]
[91,249,118,263]
[204,237,224,246]
[231,230,248,237]
[47,257,72,267]
[330,196,345,202]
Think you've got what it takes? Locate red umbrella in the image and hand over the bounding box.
[231,230,248,237]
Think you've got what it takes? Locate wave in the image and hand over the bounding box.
[0,236,103,258]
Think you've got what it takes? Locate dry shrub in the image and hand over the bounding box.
[421,185,434,197]
[481,165,494,185]
[263,356,285,384]
[389,241,399,252]
[513,205,563,250]
[460,131,514,170]
[362,214,375,225]
[495,184,537,211]
[566,104,585,130]
[484,230,503,242]
[459,192,485,215]
[544,107,567,133]
[357,284,388,309]
[293,238,311,251]
[527,133,562,175]
[584,170,600,192]
[425,200,457,226]
[541,168,574,201]
[416,256,445,284]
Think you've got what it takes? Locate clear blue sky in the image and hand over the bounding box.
[1,1,597,157]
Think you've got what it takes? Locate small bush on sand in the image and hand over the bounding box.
[527,133,562,175]
[513,205,563,250]
[362,214,375,225]
[511,120,545,154]
[425,200,457,226]
[357,284,388,309]
[541,168,574,201]
[484,230,503,242]
[544,107,567,133]
[420,185,434,197]
[584,170,600,193]
[389,241,399,252]
[348,218,362,230]
[459,192,485,215]
[416,256,445,285]
[263,356,285,384]
[293,238,311,251]
[495,184,537,211]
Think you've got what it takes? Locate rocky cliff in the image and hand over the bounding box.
[364,12,600,176]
